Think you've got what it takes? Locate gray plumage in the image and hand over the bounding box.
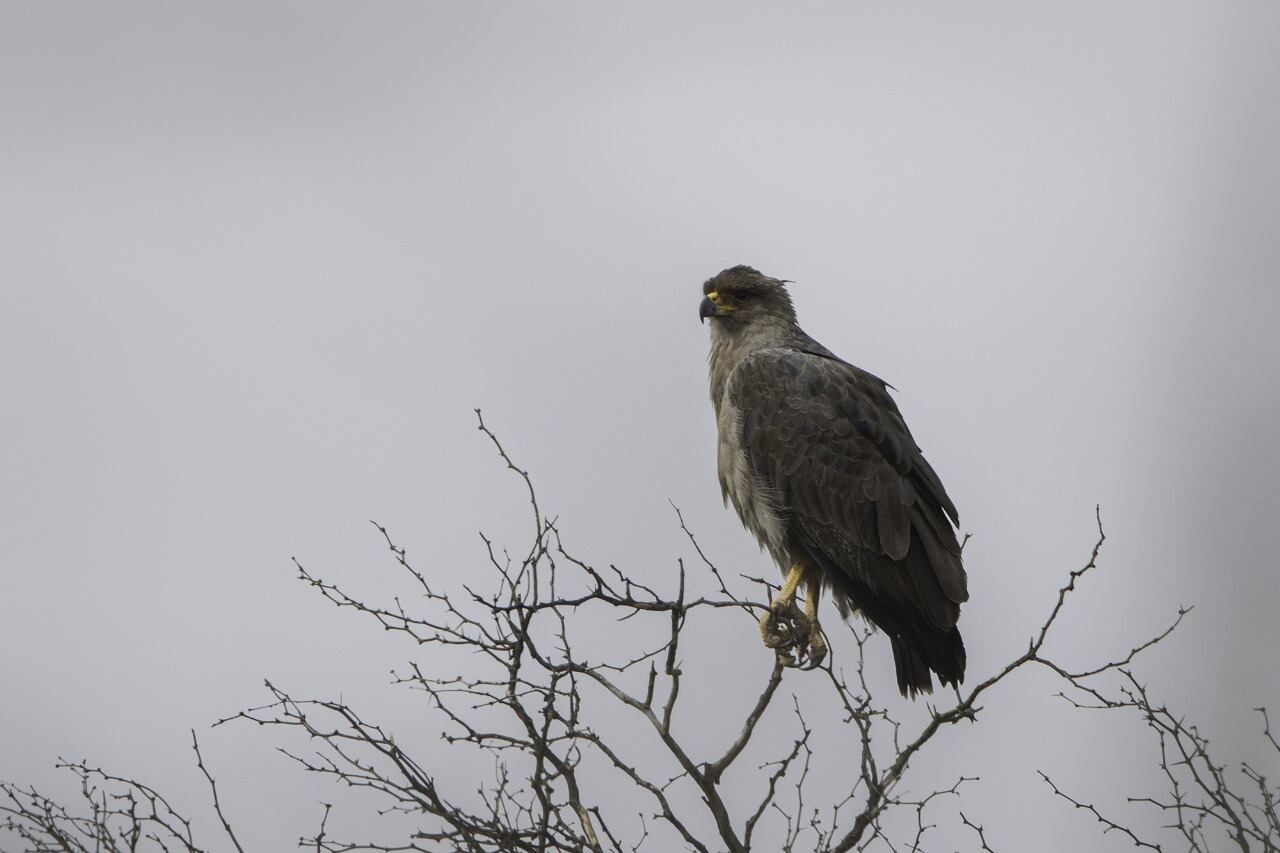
[701,265,968,696]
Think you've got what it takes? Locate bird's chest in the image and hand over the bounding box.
[716,398,789,566]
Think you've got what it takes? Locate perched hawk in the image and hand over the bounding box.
[700,266,967,697]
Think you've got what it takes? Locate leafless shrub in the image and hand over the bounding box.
[1040,678,1280,852]
[0,733,240,853]
[3,412,1274,852]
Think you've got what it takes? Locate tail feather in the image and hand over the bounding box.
[810,546,966,698]
[890,626,965,698]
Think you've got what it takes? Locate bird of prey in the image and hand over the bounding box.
[700,265,967,697]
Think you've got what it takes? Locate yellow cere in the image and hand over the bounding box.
[708,291,737,311]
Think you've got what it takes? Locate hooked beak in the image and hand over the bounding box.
[698,291,719,323]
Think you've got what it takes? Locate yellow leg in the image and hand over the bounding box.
[775,561,805,607]
[803,581,820,623]
[760,560,802,648]
[803,579,827,668]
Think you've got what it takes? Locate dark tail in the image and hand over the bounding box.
[889,625,966,698]
[805,543,967,698]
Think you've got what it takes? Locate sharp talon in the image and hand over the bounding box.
[803,633,828,670]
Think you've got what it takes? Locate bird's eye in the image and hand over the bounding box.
[729,289,753,302]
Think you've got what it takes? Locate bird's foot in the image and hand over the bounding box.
[759,601,825,669]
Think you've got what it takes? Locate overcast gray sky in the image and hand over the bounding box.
[2,2,1278,850]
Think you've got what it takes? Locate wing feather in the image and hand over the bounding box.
[728,347,968,610]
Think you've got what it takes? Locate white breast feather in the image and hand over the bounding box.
[716,396,788,569]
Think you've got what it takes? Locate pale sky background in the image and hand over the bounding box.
[2,3,1278,850]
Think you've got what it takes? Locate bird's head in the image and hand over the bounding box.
[699,265,797,328]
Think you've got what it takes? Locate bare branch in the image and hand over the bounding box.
[191,730,244,853]
[7,425,1271,853]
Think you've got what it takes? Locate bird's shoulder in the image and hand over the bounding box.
[726,345,900,438]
